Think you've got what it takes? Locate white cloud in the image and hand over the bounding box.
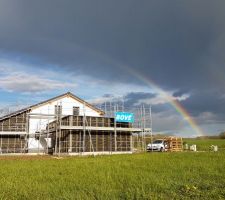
[88,95,117,105]
[0,59,76,93]
[0,73,75,93]
[136,93,190,106]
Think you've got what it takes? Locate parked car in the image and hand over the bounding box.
[147,139,168,152]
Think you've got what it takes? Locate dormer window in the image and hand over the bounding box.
[73,106,80,115]
[55,105,62,116]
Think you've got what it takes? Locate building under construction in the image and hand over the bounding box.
[0,92,152,155]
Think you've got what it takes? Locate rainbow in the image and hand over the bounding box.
[67,46,204,136]
[124,67,204,137]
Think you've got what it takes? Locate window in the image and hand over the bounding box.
[73,106,80,115]
[55,105,62,116]
[153,140,163,144]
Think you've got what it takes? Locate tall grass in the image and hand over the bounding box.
[0,152,224,200]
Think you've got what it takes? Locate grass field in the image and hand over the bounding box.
[183,138,225,151]
[0,151,224,200]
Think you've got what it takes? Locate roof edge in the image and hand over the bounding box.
[0,92,104,121]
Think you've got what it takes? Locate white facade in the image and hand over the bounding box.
[27,95,102,151]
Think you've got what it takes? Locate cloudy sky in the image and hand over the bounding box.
[0,0,225,137]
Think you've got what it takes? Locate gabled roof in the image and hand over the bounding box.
[0,92,104,121]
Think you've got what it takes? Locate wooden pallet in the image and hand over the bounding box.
[164,136,183,152]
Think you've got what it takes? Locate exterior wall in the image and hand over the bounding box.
[0,135,26,153]
[0,113,27,154]
[0,112,27,132]
[28,96,101,151]
[50,116,132,154]
[50,115,131,128]
[55,130,132,153]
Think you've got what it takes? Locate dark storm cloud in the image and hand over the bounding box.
[0,0,225,123]
[173,90,189,98]
[0,0,224,87]
[124,92,156,106]
[182,89,225,119]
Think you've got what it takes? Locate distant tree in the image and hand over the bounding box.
[219,132,225,139]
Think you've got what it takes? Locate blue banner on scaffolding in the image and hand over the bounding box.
[115,112,134,123]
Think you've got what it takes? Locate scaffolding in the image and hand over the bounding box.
[0,111,27,154]
[0,101,153,156]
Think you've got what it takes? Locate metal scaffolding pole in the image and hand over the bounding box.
[114,105,117,152]
[109,100,112,118]
[54,102,59,155]
[150,106,153,152]
[46,124,49,154]
[104,102,107,114]
[83,103,86,154]
[37,120,40,155]
[58,101,62,157]
[69,116,73,153]
[140,106,143,151]
[24,113,29,154]
[143,104,146,151]
[122,97,124,112]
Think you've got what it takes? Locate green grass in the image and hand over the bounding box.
[0,152,224,200]
[183,138,225,151]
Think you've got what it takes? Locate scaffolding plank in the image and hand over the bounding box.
[0,131,26,135]
[60,126,151,132]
